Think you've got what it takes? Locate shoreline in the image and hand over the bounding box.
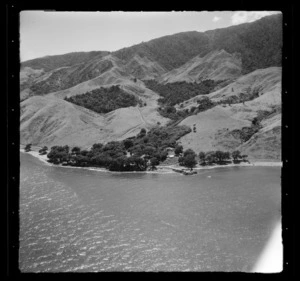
[20,146,282,175]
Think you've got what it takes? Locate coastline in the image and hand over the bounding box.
[20,145,282,175]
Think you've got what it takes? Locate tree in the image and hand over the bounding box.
[137,128,147,138]
[80,150,89,156]
[199,152,206,164]
[91,143,103,152]
[73,154,89,167]
[24,144,32,152]
[182,154,197,170]
[158,150,168,162]
[252,117,259,126]
[47,146,70,164]
[174,145,183,156]
[205,151,217,165]
[150,157,160,170]
[123,139,134,150]
[241,154,249,162]
[71,146,81,155]
[183,149,196,158]
[232,150,242,162]
[215,151,225,163]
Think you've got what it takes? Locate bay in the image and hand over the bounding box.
[19,152,281,272]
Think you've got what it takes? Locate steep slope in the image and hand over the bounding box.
[177,67,281,160]
[159,49,242,83]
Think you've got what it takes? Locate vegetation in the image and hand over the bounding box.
[196,96,215,112]
[64,85,141,114]
[174,145,183,156]
[179,149,197,170]
[227,106,281,145]
[231,150,242,161]
[144,80,220,106]
[24,144,32,152]
[198,150,248,166]
[46,124,191,171]
[229,114,264,144]
[220,86,262,106]
[39,146,48,155]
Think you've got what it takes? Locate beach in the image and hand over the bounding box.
[20,145,282,175]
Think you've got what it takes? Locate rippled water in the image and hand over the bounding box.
[19,152,281,272]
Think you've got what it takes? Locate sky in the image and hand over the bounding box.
[20,11,281,62]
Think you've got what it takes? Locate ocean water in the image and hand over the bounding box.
[19,152,281,272]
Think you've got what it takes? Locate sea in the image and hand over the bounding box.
[19,152,281,272]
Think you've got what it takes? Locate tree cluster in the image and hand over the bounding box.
[198,150,248,165]
[64,85,141,114]
[177,149,249,169]
[144,80,220,107]
[46,124,191,171]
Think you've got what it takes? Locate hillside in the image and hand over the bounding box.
[114,13,282,73]
[20,13,282,100]
[159,49,242,83]
[21,51,110,72]
[177,67,281,160]
[21,95,169,149]
[20,14,282,161]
